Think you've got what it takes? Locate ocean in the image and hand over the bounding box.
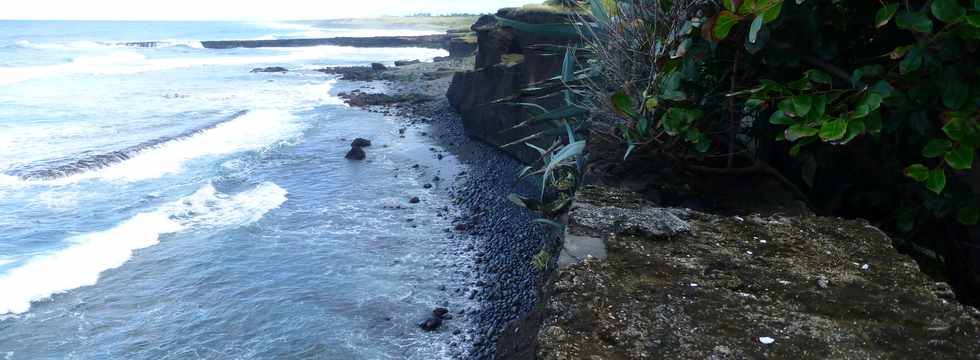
[0,20,473,359]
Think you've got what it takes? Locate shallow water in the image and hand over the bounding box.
[0,20,473,359]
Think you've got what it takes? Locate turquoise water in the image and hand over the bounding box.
[0,20,473,359]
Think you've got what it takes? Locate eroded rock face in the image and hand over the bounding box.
[537,185,980,360]
[447,8,580,164]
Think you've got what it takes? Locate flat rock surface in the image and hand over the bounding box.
[538,185,980,359]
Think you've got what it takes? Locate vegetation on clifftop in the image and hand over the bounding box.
[501,0,980,302]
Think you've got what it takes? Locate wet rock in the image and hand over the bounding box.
[433,307,449,318]
[371,62,387,71]
[339,92,435,107]
[418,317,442,331]
[395,59,421,66]
[315,66,379,81]
[250,66,288,73]
[409,197,420,204]
[344,146,366,160]
[423,183,433,189]
[351,138,372,147]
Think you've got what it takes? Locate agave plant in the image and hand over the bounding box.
[491,2,617,226]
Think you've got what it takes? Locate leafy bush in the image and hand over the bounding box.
[503,0,980,238]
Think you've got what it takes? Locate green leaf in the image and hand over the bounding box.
[860,93,884,112]
[944,68,970,110]
[819,118,848,141]
[896,12,934,33]
[945,144,975,170]
[737,0,756,15]
[923,139,954,158]
[927,168,947,194]
[723,0,738,11]
[792,96,813,117]
[904,164,930,182]
[944,119,970,142]
[899,46,923,74]
[645,97,659,110]
[967,13,980,27]
[561,47,575,82]
[785,124,819,141]
[870,80,895,98]
[876,4,900,28]
[842,118,866,144]
[958,206,980,225]
[769,110,795,125]
[805,69,832,85]
[762,2,783,23]
[932,0,967,23]
[611,92,636,118]
[591,0,611,25]
[713,11,741,40]
[748,15,764,43]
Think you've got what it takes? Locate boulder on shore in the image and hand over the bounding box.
[371,62,387,70]
[250,66,288,73]
[344,146,366,160]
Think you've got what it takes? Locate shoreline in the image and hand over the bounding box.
[331,58,557,359]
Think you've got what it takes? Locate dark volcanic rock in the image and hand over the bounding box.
[340,91,435,107]
[344,146,366,160]
[433,307,449,318]
[419,316,443,331]
[315,66,379,81]
[394,59,422,66]
[351,138,372,147]
[409,197,421,204]
[250,66,288,73]
[447,9,586,164]
[371,62,387,70]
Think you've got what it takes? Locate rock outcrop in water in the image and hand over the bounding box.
[446,8,580,164]
[201,33,477,58]
[250,66,288,73]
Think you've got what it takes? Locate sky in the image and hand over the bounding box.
[0,0,535,21]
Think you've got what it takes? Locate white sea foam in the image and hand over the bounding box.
[45,109,303,184]
[0,182,288,315]
[14,39,203,51]
[0,46,448,86]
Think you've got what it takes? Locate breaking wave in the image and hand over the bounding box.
[0,181,288,315]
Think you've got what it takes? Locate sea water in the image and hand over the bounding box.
[0,20,471,359]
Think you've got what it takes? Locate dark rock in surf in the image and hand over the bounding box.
[345,146,366,160]
[409,197,421,204]
[351,138,372,147]
[419,316,443,331]
[250,66,288,73]
[395,59,421,66]
[433,307,449,318]
[371,62,387,70]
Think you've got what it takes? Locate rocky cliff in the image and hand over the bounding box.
[446,8,578,164]
[538,185,980,359]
